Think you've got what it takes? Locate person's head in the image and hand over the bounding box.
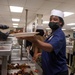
[48,9,64,30]
[36,25,44,36]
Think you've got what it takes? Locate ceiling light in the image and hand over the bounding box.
[64,12,74,17]
[43,21,49,24]
[62,29,66,30]
[71,27,75,29]
[10,6,23,13]
[13,23,18,25]
[67,23,75,26]
[13,25,18,28]
[12,18,20,22]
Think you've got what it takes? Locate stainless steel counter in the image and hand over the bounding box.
[0,37,12,75]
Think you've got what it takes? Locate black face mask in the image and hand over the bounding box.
[48,22,59,30]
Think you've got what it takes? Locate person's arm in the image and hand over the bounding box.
[17,36,53,52]
[33,46,39,61]
[33,39,53,52]
[33,46,38,57]
[33,52,42,61]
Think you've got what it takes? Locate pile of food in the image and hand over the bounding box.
[7,69,34,75]
[7,63,34,75]
[7,63,30,70]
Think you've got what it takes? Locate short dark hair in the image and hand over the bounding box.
[36,29,44,36]
[58,17,64,27]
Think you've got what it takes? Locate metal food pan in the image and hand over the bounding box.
[0,37,12,44]
[0,45,12,50]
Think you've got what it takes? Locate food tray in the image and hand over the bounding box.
[10,32,39,37]
[0,44,12,56]
[0,44,12,51]
[0,37,12,44]
[0,37,12,51]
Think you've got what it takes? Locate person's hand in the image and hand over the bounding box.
[33,53,39,61]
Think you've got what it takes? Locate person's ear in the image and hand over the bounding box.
[59,22,62,26]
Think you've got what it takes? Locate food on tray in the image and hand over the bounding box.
[7,71,34,75]
[7,63,34,75]
[7,63,30,70]
[17,69,34,75]
[7,68,34,75]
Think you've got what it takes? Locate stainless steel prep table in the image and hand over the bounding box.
[0,38,12,75]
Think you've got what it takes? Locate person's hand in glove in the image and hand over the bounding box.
[0,24,9,29]
[33,53,41,61]
[0,31,9,41]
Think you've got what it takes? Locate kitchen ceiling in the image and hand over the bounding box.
[0,0,75,31]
